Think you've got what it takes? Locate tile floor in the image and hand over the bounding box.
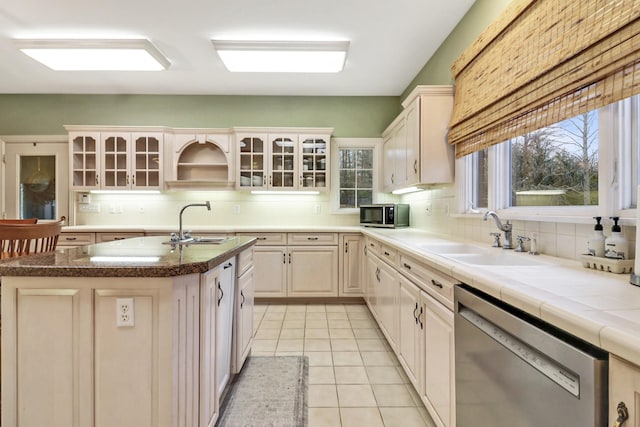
[253,303,436,427]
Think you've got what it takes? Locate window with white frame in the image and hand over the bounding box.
[458,94,640,220]
[331,138,380,212]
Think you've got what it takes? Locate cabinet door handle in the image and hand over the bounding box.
[132,174,135,185]
[384,251,390,256]
[403,262,412,270]
[126,174,130,185]
[375,267,380,282]
[114,237,125,240]
[288,253,292,264]
[240,290,245,309]
[614,402,629,426]
[65,237,77,241]
[345,242,348,254]
[364,245,368,256]
[257,237,267,240]
[95,174,99,185]
[431,279,443,289]
[418,307,424,330]
[307,237,319,241]
[413,302,418,325]
[283,253,286,264]
[413,159,418,174]
[224,262,233,269]
[217,281,223,306]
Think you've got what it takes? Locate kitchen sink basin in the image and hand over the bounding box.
[445,251,546,266]
[419,242,486,255]
[162,236,230,245]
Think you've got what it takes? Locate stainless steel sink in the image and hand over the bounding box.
[162,236,230,245]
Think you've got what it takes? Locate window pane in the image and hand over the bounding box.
[357,190,372,206]
[340,170,356,188]
[510,111,598,206]
[357,170,373,188]
[340,190,356,208]
[357,150,373,169]
[472,149,489,209]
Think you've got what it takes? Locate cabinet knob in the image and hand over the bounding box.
[431,279,443,289]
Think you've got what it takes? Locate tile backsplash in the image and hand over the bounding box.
[401,185,637,261]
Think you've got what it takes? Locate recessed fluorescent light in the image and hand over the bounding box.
[392,186,424,195]
[211,40,349,73]
[14,39,170,71]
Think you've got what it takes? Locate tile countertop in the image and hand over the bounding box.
[361,228,640,367]
[0,235,256,278]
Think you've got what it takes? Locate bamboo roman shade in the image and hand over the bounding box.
[449,0,640,158]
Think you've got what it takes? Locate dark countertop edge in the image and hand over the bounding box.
[0,238,257,278]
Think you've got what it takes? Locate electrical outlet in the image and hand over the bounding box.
[314,204,321,214]
[116,298,135,327]
[425,203,433,216]
[233,205,240,214]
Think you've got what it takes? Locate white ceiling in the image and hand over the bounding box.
[0,0,475,96]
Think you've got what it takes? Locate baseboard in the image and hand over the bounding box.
[255,296,365,305]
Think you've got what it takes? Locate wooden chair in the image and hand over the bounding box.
[0,218,38,224]
[0,217,64,259]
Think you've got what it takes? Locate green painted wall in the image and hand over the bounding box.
[0,94,400,137]
[401,0,513,99]
[0,0,513,136]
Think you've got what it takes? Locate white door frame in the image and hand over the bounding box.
[1,135,68,222]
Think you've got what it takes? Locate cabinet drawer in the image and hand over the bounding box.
[236,232,287,246]
[288,233,338,245]
[96,232,144,243]
[365,238,381,256]
[380,244,397,263]
[58,232,95,247]
[399,254,456,309]
[237,247,254,276]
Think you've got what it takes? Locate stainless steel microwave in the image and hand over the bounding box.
[359,204,410,228]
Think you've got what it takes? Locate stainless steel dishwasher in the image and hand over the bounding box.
[455,285,608,427]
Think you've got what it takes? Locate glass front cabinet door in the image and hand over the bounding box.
[270,135,297,190]
[235,129,332,192]
[238,135,267,189]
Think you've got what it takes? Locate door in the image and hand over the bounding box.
[3,139,69,221]
[398,276,421,390]
[288,246,338,297]
[216,259,235,397]
[252,246,287,297]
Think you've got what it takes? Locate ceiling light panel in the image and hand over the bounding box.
[14,39,170,71]
[212,40,349,73]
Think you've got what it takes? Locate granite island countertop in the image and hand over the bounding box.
[0,235,257,278]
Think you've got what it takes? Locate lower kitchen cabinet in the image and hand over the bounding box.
[233,248,255,373]
[252,245,288,297]
[242,232,339,298]
[366,250,399,351]
[422,290,455,427]
[215,258,236,398]
[610,355,640,427]
[199,268,219,427]
[288,245,338,297]
[398,275,423,390]
[339,233,364,296]
[58,231,95,248]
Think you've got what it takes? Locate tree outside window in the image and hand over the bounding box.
[510,111,598,207]
[338,148,374,208]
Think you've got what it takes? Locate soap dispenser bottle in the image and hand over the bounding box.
[605,216,628,259]
[587,216,605,257]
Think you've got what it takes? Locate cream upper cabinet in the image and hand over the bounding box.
[167,130,234,189]
[382,85,454,192]
[67,127,164,191]
[610,355,640,427]
[235,128,332,192]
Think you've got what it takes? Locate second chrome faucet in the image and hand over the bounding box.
[483,210,513,249]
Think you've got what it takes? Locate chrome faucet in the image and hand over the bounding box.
[178,201,211,241]
[483,210,513,249]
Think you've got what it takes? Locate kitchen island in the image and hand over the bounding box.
[0,235,257,427]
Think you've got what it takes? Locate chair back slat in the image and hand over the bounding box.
[0,219,64,259]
